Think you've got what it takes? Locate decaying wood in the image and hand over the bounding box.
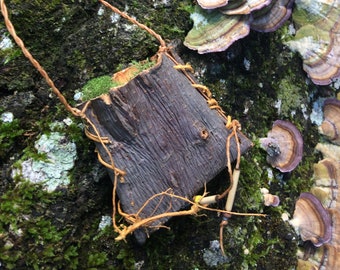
[77,50,252,243]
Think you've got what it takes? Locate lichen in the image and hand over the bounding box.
[203,240,230,267]
[12,132,77,192]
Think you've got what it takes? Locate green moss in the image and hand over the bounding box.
[0,118,24,160]
[67,49,87,73]
[0,45,22,65]
[143,1,192,38]
[82,58,156,101]
[87,252,108,268]
[128,59,156,73]
[116,247,136,269]
[283,154,318,197]
[275,77,305,117]
[178,1,195,14]
[0,181,128,269]
[0,177,97,269]
[81,75,115,101]
[0,179,79,269]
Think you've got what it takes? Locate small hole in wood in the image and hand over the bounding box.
[200,129,209,140]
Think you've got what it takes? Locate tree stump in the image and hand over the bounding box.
[77,50,252,243]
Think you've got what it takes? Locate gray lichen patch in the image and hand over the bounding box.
[12,132,77,192]
[202,240,230,267]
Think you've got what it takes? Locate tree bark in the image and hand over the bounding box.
[77,50,252,243]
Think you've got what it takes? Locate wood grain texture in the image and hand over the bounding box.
[78,51,252,242]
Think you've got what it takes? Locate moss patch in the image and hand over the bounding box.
[0,117,24,162]
[81,75,115,101]
[0,180,78,269]
[81,58,156,100]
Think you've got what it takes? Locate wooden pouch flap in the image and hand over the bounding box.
[77,50,252,243]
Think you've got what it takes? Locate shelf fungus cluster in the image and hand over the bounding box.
[319,98,340,145]
[184,0,294,53]
[285,0,340,85]
[259,120,303,172]
[290,97,340,269]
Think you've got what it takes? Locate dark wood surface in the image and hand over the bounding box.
[78,51,252,243]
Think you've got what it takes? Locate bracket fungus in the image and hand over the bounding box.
[184,0,294,53]
[259,120,303,172]
[290,192,332,247]
[315,142,340,163]
[250,0,294,32]
[286,0,340,85]
[197,0,229,9]
[329,208,340,247]
[319,98,340,145]
[311,158,340,209]
[184,6,251,54]
[219,0,271,15]
[296,155,340,269]
[295,103,340,269]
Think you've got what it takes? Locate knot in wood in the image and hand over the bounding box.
[200,129,209,140]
